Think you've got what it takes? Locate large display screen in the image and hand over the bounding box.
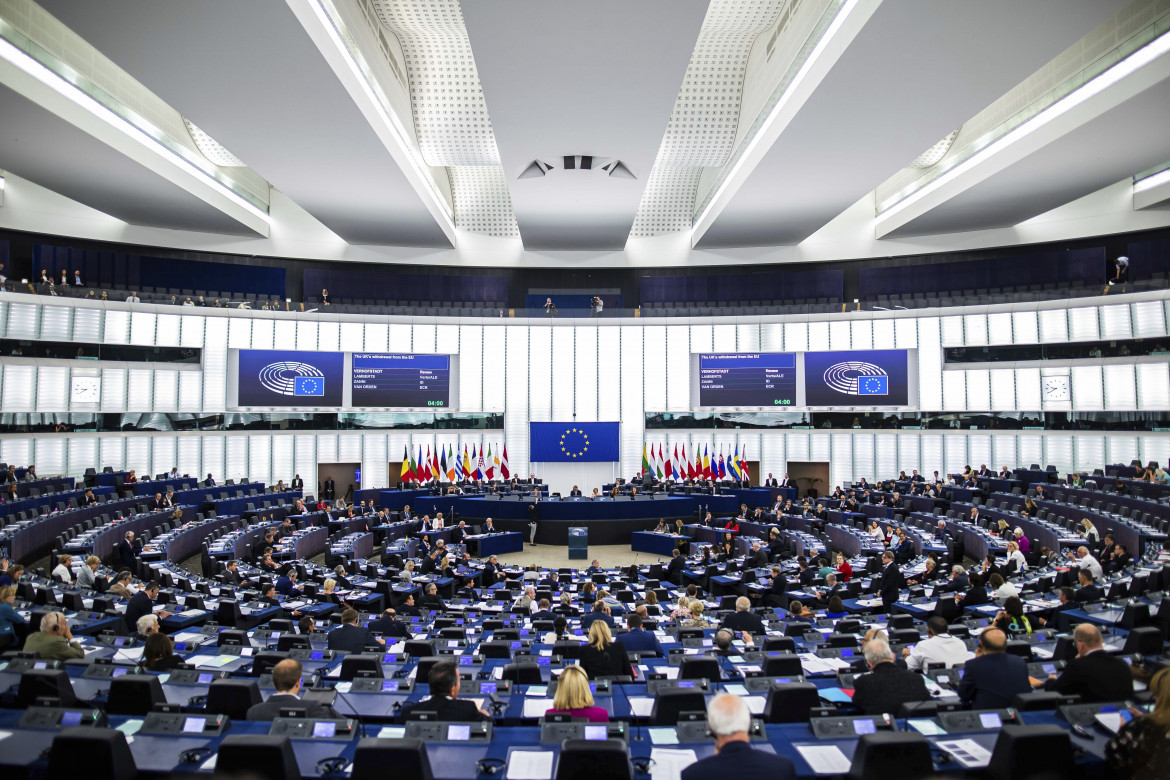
[804,350,910,406]
[351,353,451,408]
[237,350,344,407]
[697,353,797,407]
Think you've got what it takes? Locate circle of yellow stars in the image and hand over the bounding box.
[560,428,589,458]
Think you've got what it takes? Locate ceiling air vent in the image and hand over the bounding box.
[518,160,554,179]
[601,161,636,180]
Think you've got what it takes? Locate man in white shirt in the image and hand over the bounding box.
[125,291,140,303]
[903,617,969,671]
[1073,546,1103,580]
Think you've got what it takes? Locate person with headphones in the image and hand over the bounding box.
[23,611,84,660]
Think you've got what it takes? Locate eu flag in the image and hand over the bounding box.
[857,376,888,395]
[529,422,619,462]
[294,376,325,396]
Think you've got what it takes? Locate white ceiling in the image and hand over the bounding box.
[3,0,1169,262]
[0,82,259,235]
[462,0,709,249]
[38,0,453,247]
[694,0,1134,248]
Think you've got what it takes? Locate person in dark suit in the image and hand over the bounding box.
[665,548,686,585]
[246,659,337,720]
[1038,587,1079,629]
[275,570,300,597]
[397,592,422,617]
[220,560,242,586]
[323,476,336,501]
[326,608,385,653]
[956,572,989,608]
[117,531,142,568]
[420,548,440,576]
[762,566,788,608]
[1074,569,1104,603]
[291,474,304,491]
[763,473,779,487]
[721,597,766,634]
[614,613,663,656]
[530,598,557,622]
[893,533,915,565]
[748,543,769,569]
[876,552,904,612]
[569,485,583,496]
[957,628,1032,709]
[1042,624,1134,702]
[681,694,796,780]
[368,608,411,639]
[852,638,930,715]
[124,581,170,632]
[418,582,446,613]
[149,492,166,510]
[400,660,492,722]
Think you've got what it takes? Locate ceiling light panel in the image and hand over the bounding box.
[449,165,519,237]
[629,0,788,238]
[370,0,516,237]
[371,0,499,168]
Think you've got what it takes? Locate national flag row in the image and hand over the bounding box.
[640,443,749,481]
[399,443,510,484]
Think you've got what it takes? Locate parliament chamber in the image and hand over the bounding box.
[3,0,1170,778]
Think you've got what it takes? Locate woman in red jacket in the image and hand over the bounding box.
[835,551,853,583]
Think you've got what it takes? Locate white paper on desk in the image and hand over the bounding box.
[0,730,11,743]
[648,727,679,745]
[821,657,852,671]
[525,685,548,697]
[112,647,145,662]
[195,655,236,669]
[334,682,352,693]
[388,642,406,653]
[199,754,218,771]
[507,750,554,780]
[628,697,654,717]
[650,748,698,780]
[1095,712,1124,733]
[798,654,835,675]
[795,744,851,774]
[722,683,749,697]
[936,739,992,768]
[659,666,680,680]
[743,696,767,715]
[1032,646,1053,659]
[493,666,504,680]
[174,632,205,644]
[522,699,554,718]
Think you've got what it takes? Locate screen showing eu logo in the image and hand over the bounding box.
[804,350,908,406]
[237,350,343,407]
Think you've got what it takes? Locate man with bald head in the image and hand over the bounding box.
[681,694,795,780]
[1041,623,1134,702]
[957,628,1031,709]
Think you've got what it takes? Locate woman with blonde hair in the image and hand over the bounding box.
[51,554,73,584]
[682,600,712,628]
[670,595,691,621]
[1107,667,1170,778]
[579,620,631,680]
[546,664,609,722]
[1006,541,1027,573]
[1081,518,1100,545]
[399,560,416,582]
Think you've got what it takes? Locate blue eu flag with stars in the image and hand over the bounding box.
[295,376,325,396]
[529,422,619,462]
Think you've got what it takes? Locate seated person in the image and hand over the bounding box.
[368,607,411,639]
[681,694,796,780]
[246,659,337,720]
[545,664,609,722]
[326,608,385,653]
[993,596,1033,635]
[902,617,967,671]
[824,595,849,620]
[400,660,491,721]
[23,611,85,660]
[957,628,1031,709]
[579,621,632,680]
[614,612,663,656]
[720,596,765,634]
[851,638,929,715]
[1040,624,1134,702]
[142,632,185,671]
